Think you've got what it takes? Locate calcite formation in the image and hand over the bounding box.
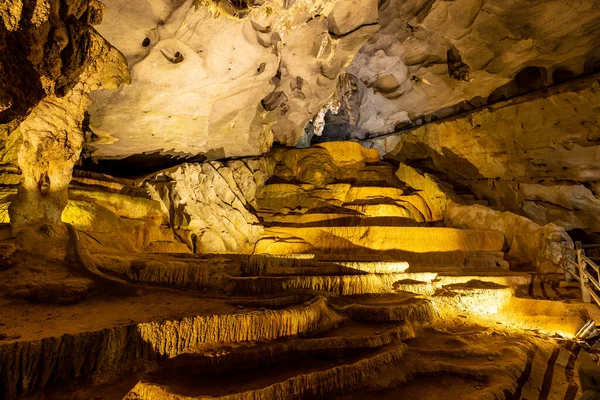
[146,157,272,253]
[335,0,600,138]
[8,41,127,228]
[0,296,340,399]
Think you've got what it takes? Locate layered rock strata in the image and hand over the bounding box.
[367,74,600,237]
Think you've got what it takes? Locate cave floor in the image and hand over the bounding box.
[2,252,599,400]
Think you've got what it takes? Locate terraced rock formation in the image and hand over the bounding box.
[365,73,600,239]
[1,248,597,400]
[1,0,600,398]
[0,146,592,397]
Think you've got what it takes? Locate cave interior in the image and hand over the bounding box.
[1,0,600,399]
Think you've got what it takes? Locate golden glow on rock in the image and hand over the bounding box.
[337,261,410,274]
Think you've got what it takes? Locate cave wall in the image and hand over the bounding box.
[365,73,600,235]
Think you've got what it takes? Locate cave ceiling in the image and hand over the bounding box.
[85,0,600,161]
[2,0,600,163]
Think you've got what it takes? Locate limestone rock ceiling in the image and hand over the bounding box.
[87,0,379,160]
[322,0,600,140]
[82,0,600,159]
[2,0,600,164]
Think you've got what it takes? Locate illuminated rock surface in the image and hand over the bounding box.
[1,0,600,399]
[87,0,379,159]
[0,141,596,400]
[366,75,600,237]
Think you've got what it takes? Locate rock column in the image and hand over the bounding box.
[8,31,129,230]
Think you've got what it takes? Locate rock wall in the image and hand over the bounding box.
[367,74,600,236]
[0,0,124,125]
[0,173,183,254]
[146,158,272,253]
[445,202,575,273]
[394,163,458,221]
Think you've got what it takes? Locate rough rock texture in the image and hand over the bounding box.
[0,174,186,253]
[394,163,458,221]
[0,155,271,254]
[125,346,407,400]
[1,0,129,228]
[66,187,181,253]
[0,296,339,399]
[445,201,575,273]
[87,0,379,160]
[332,0,600,139]
[369,74,600,235]
[252,142,513,259]
[146,157,272,253]
[0,0,118,124]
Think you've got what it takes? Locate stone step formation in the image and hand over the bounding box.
[0,142,597,400]
[1,249,598,399]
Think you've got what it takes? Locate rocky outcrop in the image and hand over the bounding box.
[368,74,600,235]
[146,158,272,253]
[445,201,575,273]
[519,183,600,233]
[87,0,379,160]
[0,0,134,305]
[1,1,129,228]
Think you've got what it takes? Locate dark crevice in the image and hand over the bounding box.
[328,22,380,40]
[78,152,208,178]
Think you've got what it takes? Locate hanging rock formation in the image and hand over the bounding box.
[331,0,600,139]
